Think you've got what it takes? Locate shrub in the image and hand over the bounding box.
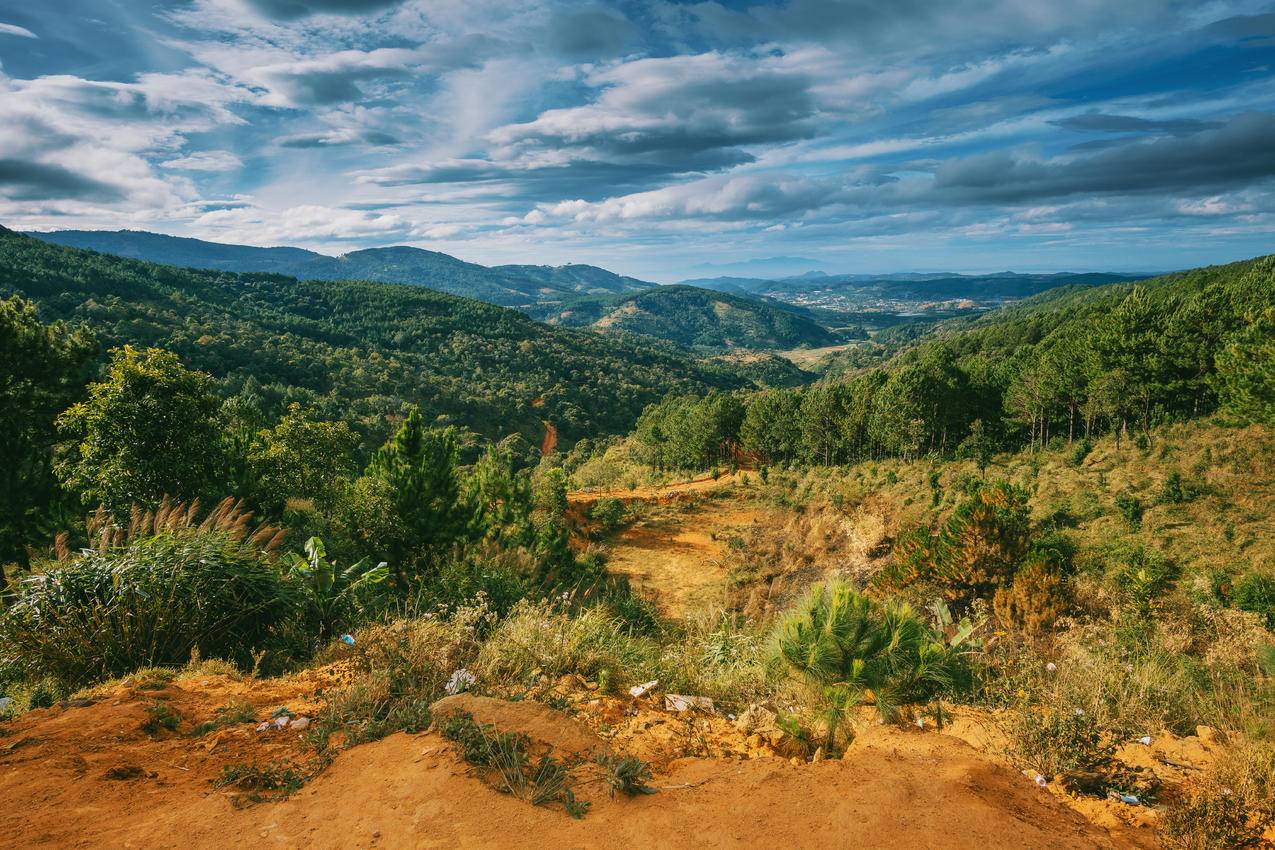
[992,561,1070,635]
[877,482,1030,607]
[1114,490,1144,529]
[1160,742,1275,850]
[776,581,966,747]
[313,616,478,749]
[1158,472,1187,505]
[474,600,654,689]
[1005,707,1115,780]
[0,499,297,686]
[285,536,388,642]
[587,497,626,536]
[1068,438,1093,467]
[1232,572,1275,629]
[1103,544,1177,614]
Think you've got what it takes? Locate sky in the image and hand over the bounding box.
[0,1,1274,281]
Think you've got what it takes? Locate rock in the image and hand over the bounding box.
[59,698,95,709]
[290,716,310,731]
[104,765,144,781]
[664,694,714,713]
[0,697,13,713]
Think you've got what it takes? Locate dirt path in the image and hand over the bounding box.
[569,470,747,504]
[603,501,762,616]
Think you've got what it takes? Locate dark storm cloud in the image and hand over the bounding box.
[1052,112,1223,135]
[242,0,406,21]
[933,112,1275,203]
[0,158,124,201]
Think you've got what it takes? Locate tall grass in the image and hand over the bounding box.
[0,498,297,685]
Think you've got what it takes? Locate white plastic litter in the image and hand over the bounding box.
[0,697,12,712]
[1045,662,1057,672]
[1108,792,1140,805]
[1138,735,1152,746]
[256,721,270,733]
[629,680,659,698]
[273,715,290,729]
[445,668,476,695]
[664,694,714,712]
[1034,774,1048,788]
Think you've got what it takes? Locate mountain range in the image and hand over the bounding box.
[29,230,651,310]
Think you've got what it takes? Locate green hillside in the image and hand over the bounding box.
[0,227,744,448]
[543,285,841,350]
[29,230,651,309]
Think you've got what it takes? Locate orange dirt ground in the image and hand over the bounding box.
[0,672,1163,850]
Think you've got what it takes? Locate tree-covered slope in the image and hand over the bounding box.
[28,229,652,310]
[544,285,841,350]
[0,227,744,446]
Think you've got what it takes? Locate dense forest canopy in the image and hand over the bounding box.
[0,227,746,450]
[536,284,841,350]
[627,255,1275,470]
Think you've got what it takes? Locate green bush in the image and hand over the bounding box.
[1005,707,1115,780]
[1233,572,1275,629]
[776,581,966,746]
[1115,490,1144,529]
[588,497,626,536]
[0,505,298,686]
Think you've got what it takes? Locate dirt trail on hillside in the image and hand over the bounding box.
[603,501,762,616]
[0,677,1153,850]
[569,471,746,504]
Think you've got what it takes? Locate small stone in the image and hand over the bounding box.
[290,716,310,731]
[812,747,825,763]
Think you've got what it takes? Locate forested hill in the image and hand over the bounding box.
[28,229,651,309]
[538,285,842,350]
[629,254,1273,472]
[0,227,745,447]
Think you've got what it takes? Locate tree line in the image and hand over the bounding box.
[630,257,1274,470]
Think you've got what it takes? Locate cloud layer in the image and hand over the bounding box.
[2,0,1275,278]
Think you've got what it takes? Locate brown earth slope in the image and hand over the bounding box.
[0,674,1146,850]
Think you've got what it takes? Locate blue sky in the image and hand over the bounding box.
[1,0,1273,280]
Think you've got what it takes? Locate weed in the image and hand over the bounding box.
[1005,707,1115,781]
[192,699,255,736]
[215,759,308,806]
[438,711,589,817]
[596,753,656,798]
[141,701,182,735]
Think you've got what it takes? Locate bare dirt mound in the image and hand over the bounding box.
[0,682,1150,850]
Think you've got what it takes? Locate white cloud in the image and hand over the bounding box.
[161,151,244,171]
[0,22,37,38]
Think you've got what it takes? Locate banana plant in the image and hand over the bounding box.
[286,537,388,639]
